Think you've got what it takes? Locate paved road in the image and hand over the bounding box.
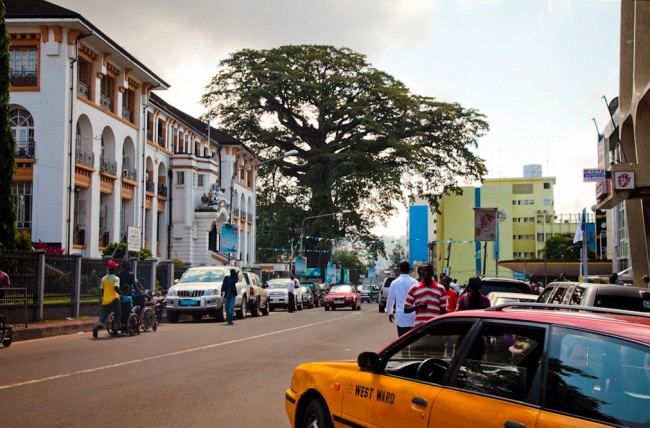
[0,303,395,427]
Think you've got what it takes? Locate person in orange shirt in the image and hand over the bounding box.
[441,276,458,313]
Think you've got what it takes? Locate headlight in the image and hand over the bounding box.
[204,288,217,296]
[167,288,177,297]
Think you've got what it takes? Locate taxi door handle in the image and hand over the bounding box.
[504,421,525,428]
[411,397,427,407]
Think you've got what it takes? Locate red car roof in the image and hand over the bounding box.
[438,308,650,345]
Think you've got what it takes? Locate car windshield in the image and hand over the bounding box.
[179,269,225,283]
[267,280,288,289]
[329,285,355,293]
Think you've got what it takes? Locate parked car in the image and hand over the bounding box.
[487,291,539,307]
[266,278,303,311]
[357,284,379,303]
[301,282,324,307]
[323,284,361,311]
[285,304,650,428]
[378,277,396,312]
[300,286,315,309]
[165,265,248,322]
[537,281,650,312]
[242,271,270,316]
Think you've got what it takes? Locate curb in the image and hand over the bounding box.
[13,320,98,342]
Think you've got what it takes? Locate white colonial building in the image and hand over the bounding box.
[6,0,260,266]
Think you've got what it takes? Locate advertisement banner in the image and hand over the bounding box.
[336,268,342,284]
[220,224,239,253]
[327,263,336,284]
[474,208,497,241]
[368,267,376,279]
[343,269,349,284]
[305,267,321,277]
[295,256,307,275]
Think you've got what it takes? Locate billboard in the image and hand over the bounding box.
[295,256,307,275]
[220,224,238,253]
[474,208,497,241]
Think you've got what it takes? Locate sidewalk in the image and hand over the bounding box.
[11,318,98,342]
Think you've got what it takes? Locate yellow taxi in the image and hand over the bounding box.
[285,303,650,428]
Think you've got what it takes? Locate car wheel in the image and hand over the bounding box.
[269,304,274,312]
[236,297,247,319]
[324,306,329,311]
[302,398,333,428]
[192,314,202,322]
[215,305,226,322]
[250,298,260,317]
[261,300,269,315]
[378,303,385,313]
[166,310,179,323]
[331,307,336,311]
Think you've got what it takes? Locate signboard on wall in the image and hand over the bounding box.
[127,227,141,252]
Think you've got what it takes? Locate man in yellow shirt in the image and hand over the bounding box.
[92,260,123,338]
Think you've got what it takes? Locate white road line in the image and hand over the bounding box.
[0,313,358,391]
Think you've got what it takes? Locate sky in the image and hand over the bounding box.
[51,0,621,237]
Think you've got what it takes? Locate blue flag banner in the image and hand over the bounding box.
[221,224,238,253]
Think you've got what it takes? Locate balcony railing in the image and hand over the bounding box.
[122,165,136,181]
[247,212,254,222]
[146,129,153,141]
[10,70,37,87]
[77,81,90,100]
[157,183,168,197]
[122,106,133,122]
[99,94,113,111]
[157,135,165,146]
[15,140,35,158]
[99,156,117,175]
[75,149,94,167]
[146,180,155,193]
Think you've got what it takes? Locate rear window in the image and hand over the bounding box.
[480,280,530,295]
[594,295,650,312]
[383,278,395,289]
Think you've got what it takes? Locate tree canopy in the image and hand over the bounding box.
[543,234,581,260]
[202,45,488,262]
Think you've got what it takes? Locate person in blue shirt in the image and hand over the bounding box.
[221,269,238,325]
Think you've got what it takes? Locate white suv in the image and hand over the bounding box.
[165,266,248,322]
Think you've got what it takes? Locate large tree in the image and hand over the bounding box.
[202,45,488,259]
[0,1,16,249]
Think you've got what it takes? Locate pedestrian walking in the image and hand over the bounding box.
[404,263,447,327]
[385,261,417,336]
[456,277,491,311]
[287,274,297,313]
[0,267,10,300]
[529,276,541,295]
[92,260,123,338]
[609,272,624,285]
[449,277,459,294]
[442,277,458,313]
[221,268,238,325]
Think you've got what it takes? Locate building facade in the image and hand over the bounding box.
[406,196,437,269]
[432,168,584,285]
[6,0,259,266]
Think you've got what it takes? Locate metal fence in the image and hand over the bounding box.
[0,249,177,323]
[44,254,78,302]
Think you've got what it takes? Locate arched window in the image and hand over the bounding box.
[10,107,34,157]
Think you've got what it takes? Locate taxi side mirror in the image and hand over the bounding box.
[358,351,379,372]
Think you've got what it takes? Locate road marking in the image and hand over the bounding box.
[0,313,358,390]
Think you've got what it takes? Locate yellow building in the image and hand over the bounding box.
[435,168,582,285]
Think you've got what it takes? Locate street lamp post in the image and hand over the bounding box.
[228,150,297,225]
[300,210,351,256]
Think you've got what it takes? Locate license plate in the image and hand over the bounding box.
[179,299,199,307]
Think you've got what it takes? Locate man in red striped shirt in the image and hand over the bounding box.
[404,263,447,326]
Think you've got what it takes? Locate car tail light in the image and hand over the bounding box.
[250,286,254,297]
